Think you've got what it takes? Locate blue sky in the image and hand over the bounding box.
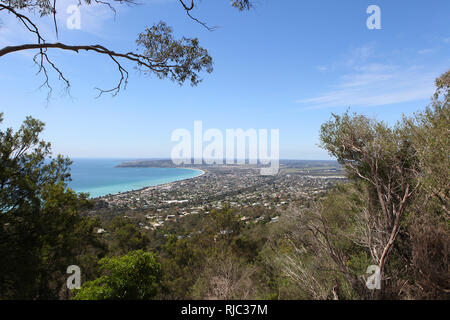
[1,0,449,159]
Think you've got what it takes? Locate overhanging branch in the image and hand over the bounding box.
[0,42,187,96]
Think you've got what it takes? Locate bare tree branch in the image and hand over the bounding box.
[178,0,218,31]
[0,1,214,99]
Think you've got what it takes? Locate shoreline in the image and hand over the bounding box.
[93,167,206,200]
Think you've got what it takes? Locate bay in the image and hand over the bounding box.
[68,158,202,198]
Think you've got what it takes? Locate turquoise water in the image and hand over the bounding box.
[68,159,202,198]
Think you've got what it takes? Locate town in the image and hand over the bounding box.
[90,160,345,231]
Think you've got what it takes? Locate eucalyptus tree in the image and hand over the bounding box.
[315,70,449,297]
[0,0,252,98]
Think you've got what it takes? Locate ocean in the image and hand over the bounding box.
[68,158,202,198]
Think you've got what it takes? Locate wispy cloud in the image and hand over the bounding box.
[343,43,375,66]
[418,48,434,55]
[295,45,438,110]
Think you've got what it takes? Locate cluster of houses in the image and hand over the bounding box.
[94,166,345,231]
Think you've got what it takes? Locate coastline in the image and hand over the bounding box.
[93,167,206,200]
[185,168,206,177]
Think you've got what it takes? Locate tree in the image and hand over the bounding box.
[319,109,420,295]
[0,0,252,98]
[404,70,449,221]
[158,234,204,299]
[108,216,149,255]
[302,69,450,298]
[204,205,242,243]
[401,70,450,298]
[73,250,161,300]
[0,113,105,299]
[192,249,256,300]
[273,185,370,300]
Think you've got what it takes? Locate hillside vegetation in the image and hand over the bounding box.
[0,70,448,300]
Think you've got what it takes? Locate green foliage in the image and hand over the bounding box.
[136,21,213,86]
[319,109,418,189]
[284,69,450,299]
[231,0,252,11]
[403,71,449,223]
[204,204,242,242]
[0,114,105,299]
[158,235,204,299]
[108,217,149,254]
[73,250,161,300]
[152,205,278,299]
[2,70,447,300]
